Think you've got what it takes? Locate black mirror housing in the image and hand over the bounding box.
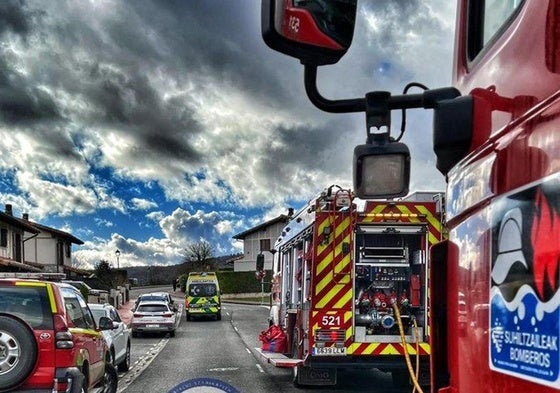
[353,142,411,199]
[98,316,113,330]
[261,0,357,66]
[433,96,474,175]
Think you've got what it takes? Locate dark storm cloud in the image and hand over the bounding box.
[128,1,299,105]
[0,59,60,124]
[0,0,31,36]
[1,0,302,166]
[262,118,358,181]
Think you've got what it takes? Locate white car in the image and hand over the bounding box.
[131,300,178,337]
[89,303,131,372]
[134,292,174,310]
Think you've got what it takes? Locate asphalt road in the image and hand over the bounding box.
[117,286,417,393]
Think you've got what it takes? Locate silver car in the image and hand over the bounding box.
[131,300,177,337]
[89,303,131,372]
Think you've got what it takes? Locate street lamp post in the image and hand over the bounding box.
[115,249,121,270]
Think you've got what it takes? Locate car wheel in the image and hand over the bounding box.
[131,330,137,338]
[216,311,221,321]
[170,330,175,337]
[109,347,115,367]
[80,368,89,393]
[0,315,38,391]
[186,312,191,321]
[117,343,130,372]
[99,363,118,393]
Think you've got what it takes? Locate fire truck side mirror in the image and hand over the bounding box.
[353,142,411,199]
[256,253,265,271]
[433,95,475,175]
[261,0,358,66]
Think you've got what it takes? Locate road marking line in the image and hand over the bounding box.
[256,364,264,373]
[117,337,169,393]
[208,367,240,372]
[245,347,251,354]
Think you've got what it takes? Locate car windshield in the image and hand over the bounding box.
[140,295,167,302]
[189,284,216,297]
[90,308,106,325]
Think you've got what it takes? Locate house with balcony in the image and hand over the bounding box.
[232,214,291,272]
[0,205,41,272]
[0,204,84,275]
[21,214,84,274]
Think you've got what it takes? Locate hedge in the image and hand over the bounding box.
[178,270,271,294]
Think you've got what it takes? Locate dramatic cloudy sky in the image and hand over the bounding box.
[0,1,456,268]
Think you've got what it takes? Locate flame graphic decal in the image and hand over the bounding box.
[531,189,560,300]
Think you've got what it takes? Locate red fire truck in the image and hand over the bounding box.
[261,1,560,392]
[259,185,444,387]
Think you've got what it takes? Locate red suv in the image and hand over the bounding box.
[0,278,118,393]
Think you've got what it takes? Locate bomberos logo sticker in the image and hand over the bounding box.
[491,180,560,387]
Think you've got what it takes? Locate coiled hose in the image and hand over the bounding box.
[393,303,424,393]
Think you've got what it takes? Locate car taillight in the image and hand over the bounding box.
[53,378,69,392]
[133,313,143,318]
[53,314,74,349]
[163,313,173,318]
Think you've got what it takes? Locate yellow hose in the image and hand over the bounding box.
[413,316,420,393]
[393,303,424,393]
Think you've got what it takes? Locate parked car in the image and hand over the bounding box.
[62,279,109,297]
[131,300,177,337]
[134,291,173,310]
[0,278,118,393]
[89,303,131,372]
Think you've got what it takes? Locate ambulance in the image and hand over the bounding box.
[185,272,221,321]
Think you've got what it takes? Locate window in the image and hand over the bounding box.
[0,287,53,329]
[468,0,525,60]
[0,228,7,247]
[90,309,106,326]
[189,284,216,297]
[110,308,122,322]
[56,242,64,265]
[65,298,88,328]
[61,286,95,329]
[260,238,271,252]
[65,242,71,258]
[137,304,169,313]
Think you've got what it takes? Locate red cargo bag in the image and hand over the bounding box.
[259,325,287,353]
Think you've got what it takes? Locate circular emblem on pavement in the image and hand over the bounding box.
[167,378,240,393]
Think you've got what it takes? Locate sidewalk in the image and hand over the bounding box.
[117,299,135,326]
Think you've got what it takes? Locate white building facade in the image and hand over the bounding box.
[232,215,290,272]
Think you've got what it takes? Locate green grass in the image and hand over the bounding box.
[223,296,269,304]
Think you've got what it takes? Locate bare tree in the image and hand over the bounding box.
[183,240,215,271]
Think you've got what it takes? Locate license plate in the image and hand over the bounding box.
[146,324,159,328]
[313,347,346,356]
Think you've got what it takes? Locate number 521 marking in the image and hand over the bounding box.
[321,315,342,327]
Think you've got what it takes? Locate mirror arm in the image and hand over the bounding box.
[304,64,461,115]
[304,65,365,113]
